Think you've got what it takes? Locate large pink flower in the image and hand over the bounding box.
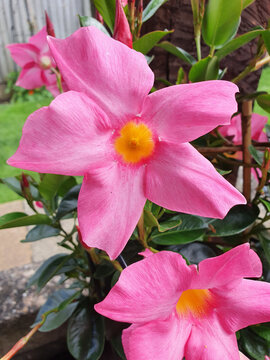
[219,113,268,145]
[6,26,57,93]
[8,26,246,259]
[95,244,270,360]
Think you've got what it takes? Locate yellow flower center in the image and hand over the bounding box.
[176,289,212,318]
[114,121,155,164]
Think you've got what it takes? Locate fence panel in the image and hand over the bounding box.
[0,0,91,83]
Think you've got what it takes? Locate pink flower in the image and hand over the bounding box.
[113,0,133,48]
[6,26,57,94]
[95,244,270,360]
[219,113,268,145]
[8,26,245,259]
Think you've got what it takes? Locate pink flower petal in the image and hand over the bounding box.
[185,316,239,360]
[195,244,262,289]
[251,113,268,142]
[16,65,44,89]
[122,312,192,360]
[29,26,49,53]
[141,81,238,143]
[78,162,146,260]
[215,279,270,332]
[145,141,246,219]
[47,27,154,127]
[8,91,113,175]
[6,43,39,67]
[95,251,197,322]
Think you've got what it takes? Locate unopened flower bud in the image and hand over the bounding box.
[45,11,56,37]
[113,0,133,48]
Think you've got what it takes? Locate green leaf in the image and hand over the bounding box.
[208,204,259,237]
[168,242,216,264]
[92,0,115,33]
[22,225,60,243]
[111,334,127,360]
[258,229,270,264]
[243,0,255,8]
[215,30,265,60]
[27,254,68,288]
[0,212,52,229]
[202,0,242,47]
[67,298,105,360]
[78,15,110,36]
[133,30,173,54]
[262,29,270,55]
[93,260,115,279]
[205,56,219,80]
[157,41,196,65]
[252,324,270,342]
[189,56,210,82]
[39,174,68,201]
[176,67,185,84]
[56,184,81,220]
[34,289,80,332]
[260,198,270,212]
[151,229,205,245]
[240,328,268,360]
[0,177,22,196]
[257,94,270,114]
[142,0,168,23]
[249,145,264,165]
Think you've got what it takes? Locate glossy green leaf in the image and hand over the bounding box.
[258,230,270,264]
[262,29,270,55]
[257,94,270,114]
[27,254,68,288]
[176,67,185,84]
[39,174,68,200]
[0,212,52,229]
[133,30,173,54]
[92,0,115,33]
[58,176,78,197]
[202,0,242,47]
[0,177,22,196]
[189,56,211,82]
[78,15,110,36]
[207,204,259,237]
[111,334,127,360]
[251,324,270,342]
[34,289,80,332]
[249,145,264,165]
[260,199,270,212]
[205,56,219,80]
[151,229,205,245]
[56,184,81,219]
[67,298,105,360]
[168,242,216,264]
[240,328,268,360]
[157,41,196,65]
[93,260,115,279]
[215,30,265,60]
[22,225,60,243]
[142,0,168,23]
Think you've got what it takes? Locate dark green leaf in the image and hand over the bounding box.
[208,204,259,237]
[176,67,185,84]
[58,176,78,197]
[0,212,52,229]
[39,174,68,200]
[258,230,270,264]
[151,229,205,245]
[260,199,270,212]
[205,56,219,80]
[249,145,264,165]
[92,0,115,33]
[0,177,22,196]
[157,41,196,65]
[34,289,80,332]
[111,334,127,360]
[111,271,121,287]
[251,324,270,342]
[262,30,270,55]
[56,184,81,220]
[240,328,268,360]
[78,15,110,36]
[22,225,60,243]
[93,260,115,279]
[215,30,265,60]
[133,30,173,54]
[142,0,168,23]
[27,254,68,288]
[67,298,105,360]
[167,241,216,264]
[158,219,182,232]
[202,0,242,47]
[257,94,270,114]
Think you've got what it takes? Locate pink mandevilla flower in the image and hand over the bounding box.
[219,113,268,145]
[6,26,58,96]
[95,244,270,360]
[8,26,246,259]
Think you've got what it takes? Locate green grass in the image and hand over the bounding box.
[253,66,270,122]
[0,99,51,203]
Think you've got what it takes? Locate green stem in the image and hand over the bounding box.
[209,46,215,57]
[195,34,201,61]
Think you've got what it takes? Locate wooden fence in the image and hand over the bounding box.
[0,0,92,83]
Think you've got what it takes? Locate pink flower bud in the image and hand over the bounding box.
[95,10,104,24]
[21,173,29,188]
[113,0,133,48]
[35,201,43,208]
[45,11,56,38]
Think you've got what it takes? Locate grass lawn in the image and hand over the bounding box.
[0,99,52,203]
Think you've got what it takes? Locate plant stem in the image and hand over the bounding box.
[195,34,201,60]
